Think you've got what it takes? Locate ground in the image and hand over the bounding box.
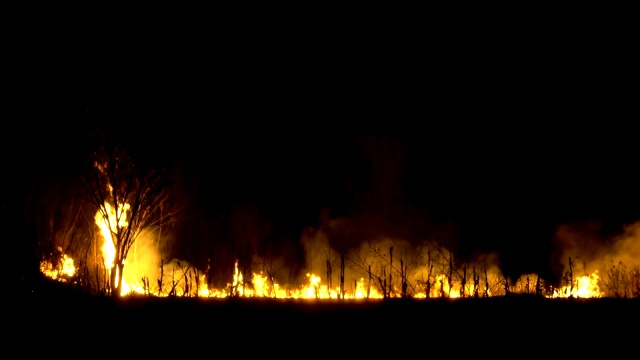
[11,277,639,357]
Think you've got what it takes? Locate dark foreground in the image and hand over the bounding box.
[10,281,639,357]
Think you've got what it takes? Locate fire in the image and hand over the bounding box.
[552,271,603,299]
[196,261,383,299]
[38,241,612,299]
[38,207,635,300]
[95,201,129,267]
[36,247,613,299]
[95,201,134,293]
[433,274,460,298]
[40,252,76,282]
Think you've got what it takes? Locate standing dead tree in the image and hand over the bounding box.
[80,142,177,298]
[483,267,490,297]
[348,243,433,298]
[561,256,575,298]
[460,265,467,298]
[400,259,408,298]
[340,254,345,299]
[472,265,480,298]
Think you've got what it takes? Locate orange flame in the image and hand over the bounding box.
[38,211,620,300]
[40,253,76,281]
[552,271,603,298]
[95,201,135,293]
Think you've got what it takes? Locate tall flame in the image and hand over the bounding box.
[94,201,134,293]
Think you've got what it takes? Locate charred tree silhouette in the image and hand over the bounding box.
[36,197,89,285]
[483,267,490,297]
[473,265,480,298]
[80,140,177,298]
[425,262,434,299]
[367,264,372,299]
[400,259,407,298]
[389,247,393,298]
[460,265,467,298]
[353,246,397,298]
[340,254,345,299]
[604,261,640,298]
[228,203,272,297]
[157,258,164,295]
[424,250,434,299]
[562,257,574,298]
[448,250,454,298]
[346,241,485,299]
[326,260,332,291]
[633,267,640,298]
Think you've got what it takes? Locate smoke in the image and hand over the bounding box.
[552,219,640,281]
[608,222,640,266]
[123,227,162,279]
[121,225,207,295]
[298,213,506,297]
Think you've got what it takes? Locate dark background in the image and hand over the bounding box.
[5,12,638,290]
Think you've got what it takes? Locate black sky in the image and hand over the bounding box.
[6,14,639,288]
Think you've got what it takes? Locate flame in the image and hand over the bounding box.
[95,201,130,269]
[34,158,640,300]
[38,206,630,300]
[38,249,611,299]
[40,253,76,281]
[37,242,610,299]
[552,271,603,298]
[95,201,133,293]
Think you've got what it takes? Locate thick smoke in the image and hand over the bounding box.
[121,225,207,295]
[298,212,506,297]
[552,219,640,296]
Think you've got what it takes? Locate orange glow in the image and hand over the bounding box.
[552,271,603,299]
[37,248,615,299]
[40,252,76,282]
[39,213,639,300]
[95,201,134,293]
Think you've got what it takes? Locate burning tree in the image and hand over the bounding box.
[80,139,177,298]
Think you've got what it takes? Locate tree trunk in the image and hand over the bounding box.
[110,264,118,297]
[110,260,125,297]
[117,262,125,296]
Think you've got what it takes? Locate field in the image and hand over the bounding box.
[12,278,638,357]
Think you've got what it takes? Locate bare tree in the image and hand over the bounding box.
[80,140,177,298]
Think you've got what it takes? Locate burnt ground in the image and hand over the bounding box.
[9,278,639,357]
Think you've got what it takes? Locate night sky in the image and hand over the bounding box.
[6,17,638,290]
